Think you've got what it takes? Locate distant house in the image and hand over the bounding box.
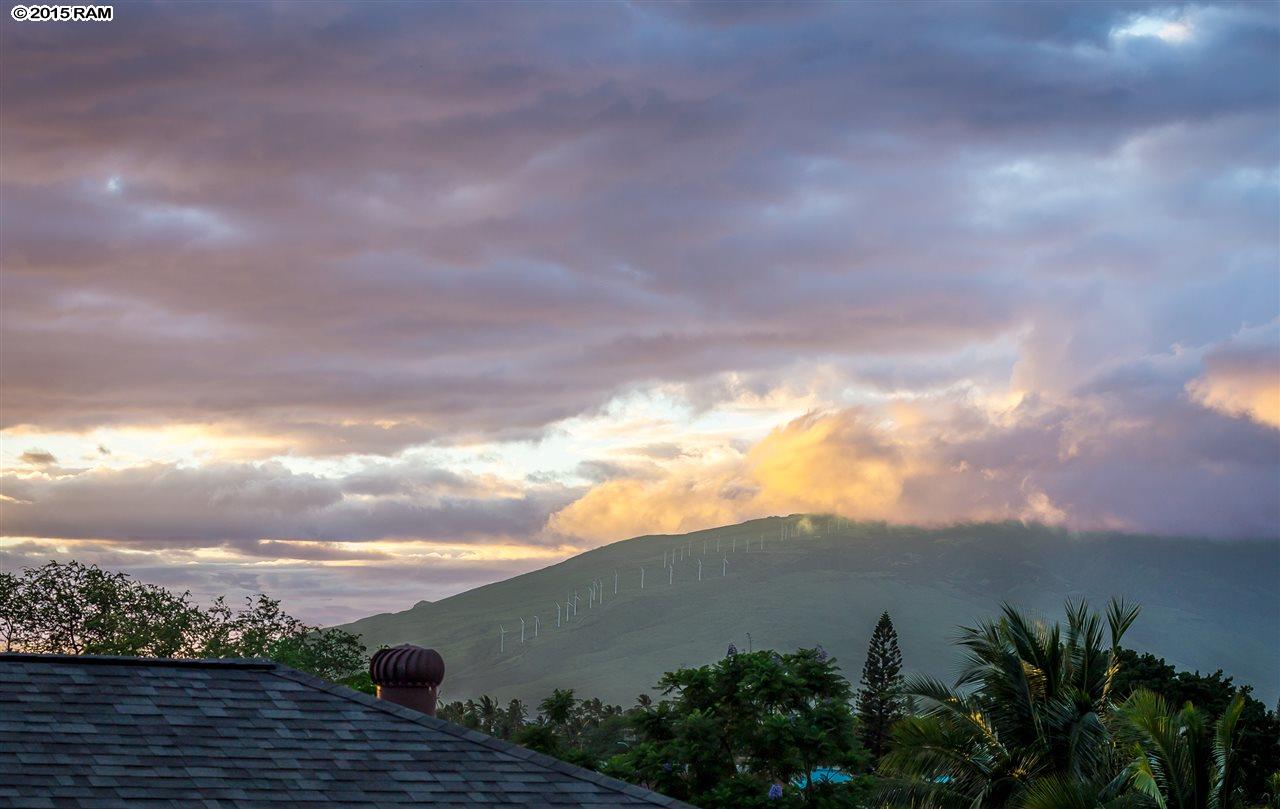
[0,649,688,807]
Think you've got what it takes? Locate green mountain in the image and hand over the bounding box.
[338,517,1280,706]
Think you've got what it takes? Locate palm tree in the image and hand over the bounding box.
[539,688,577,736]
[1017,690,1248,809]
[460,698,480,729]
[477,694,500,735]
[1115,689,1246,809]
[879,598,1140,808]
[501,698,527,739]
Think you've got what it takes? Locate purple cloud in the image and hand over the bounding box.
[1,2,1276,618]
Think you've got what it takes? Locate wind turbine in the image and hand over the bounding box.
[722,556,728,576]
[668,565,674,585]
[640,567,646,589]
[520,617,526,644]
[534,615,540,638]
[499,625,507,653]
[556,602,562,628]
[614,569,619,595]
[697,558,703,580]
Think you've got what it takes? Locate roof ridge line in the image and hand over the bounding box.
[0,652,277,670]
[267,665,689,807]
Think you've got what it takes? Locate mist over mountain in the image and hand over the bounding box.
[340,517,1280,706]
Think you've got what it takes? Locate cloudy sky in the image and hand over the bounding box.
[2,1,1277,624]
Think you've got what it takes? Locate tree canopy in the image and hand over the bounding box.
[4,562,1276,809]
[1111,648,1280,805]
[606,646,871,808]
[856,611,905,763]
[880,599,1278,809]
[1,560,367,683]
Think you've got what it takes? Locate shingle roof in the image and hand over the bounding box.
[0,653,690,808]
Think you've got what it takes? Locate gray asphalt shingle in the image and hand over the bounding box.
[0,654,689,808]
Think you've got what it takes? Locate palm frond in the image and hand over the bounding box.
[1210,694,1245,809]
[1105,599,1140,652]
[1017,774,1142,809]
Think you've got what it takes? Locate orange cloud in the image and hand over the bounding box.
[548,409,929,542]
[745,411,913,516]
[545,473,752,542]
[548,386,1280,544]
[1187,350,1280,428]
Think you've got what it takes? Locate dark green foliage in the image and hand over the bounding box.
[337,669,376,695]
[540,688,577,730]
[610,646,870,808]
[1,561,367,683]
[880,599,1140,808]
[855,611,905,763]
[1112,648,1280,805]
[438,695,530,741]
[877,601,1273,809]
[1,562,204,656]
[438,687,628,763]
[1115,689,1247,809]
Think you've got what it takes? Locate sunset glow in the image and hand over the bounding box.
[2,2,1277,624]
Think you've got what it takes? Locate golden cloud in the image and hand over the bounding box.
[544,474,752,542]
[548,409,936,542]
[1187,351,1280,429]
[745,411,913,515]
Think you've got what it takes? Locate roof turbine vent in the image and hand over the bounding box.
[369,644,444,716]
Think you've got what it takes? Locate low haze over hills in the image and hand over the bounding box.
[340,517,1280,706]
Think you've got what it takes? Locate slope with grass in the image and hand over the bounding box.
[338,518,1279,706]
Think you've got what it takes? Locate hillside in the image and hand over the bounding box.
[339,517,1280,706]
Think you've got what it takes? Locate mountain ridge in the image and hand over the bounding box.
[338,517,1280,705]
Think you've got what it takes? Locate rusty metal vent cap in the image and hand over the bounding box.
[369,644,445,688]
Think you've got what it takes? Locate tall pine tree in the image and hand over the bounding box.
[855,611,905,763]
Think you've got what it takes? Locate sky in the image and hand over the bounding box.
[1,1,1278,625]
